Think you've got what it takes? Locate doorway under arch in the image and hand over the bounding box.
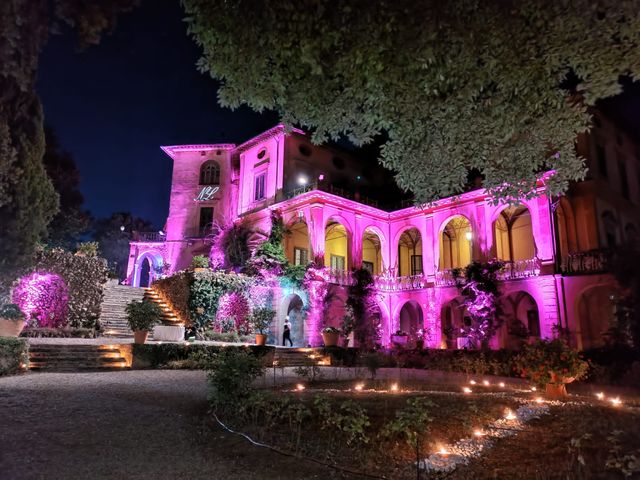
[133,252,163,287]
[500,291,540,349]
[440,297,468,349]
[279,293,305,347]
[397,301,423,346]
[576,285,616,350]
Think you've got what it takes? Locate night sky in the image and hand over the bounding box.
[37,0,278,228]
[37,0,640,228]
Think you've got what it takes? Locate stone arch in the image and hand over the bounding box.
[394,227,423,276]
[133,250,163,287]
[492,204,537,262]
[362,226,385,275]
[277,292,306,347]
[440,296,467,349]
[397,300,423,346]
[438,215,473,270]
[284,218,310,266]
[555,197,578,259]
[325,216,352,270]
[576,284,616,350]
[499,291,540,349]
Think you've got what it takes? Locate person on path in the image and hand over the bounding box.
[282,317,293,347]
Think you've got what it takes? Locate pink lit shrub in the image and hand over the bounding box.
[12,272,69,328]
[216,292,251,334]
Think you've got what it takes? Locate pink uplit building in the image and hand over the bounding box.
[127,124,636,350]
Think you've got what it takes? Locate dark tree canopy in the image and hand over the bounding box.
[93,212,155,280]
[0,0,137,297]
[183,0,640,204]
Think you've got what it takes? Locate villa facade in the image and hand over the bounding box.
[127,124,640,350]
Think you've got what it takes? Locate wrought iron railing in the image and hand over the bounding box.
[325,268,355,286]
[286,182,379,208]
[560,249,610,275]
[434,269,457,286]
[498,258,541,280]
[133,231,165,242]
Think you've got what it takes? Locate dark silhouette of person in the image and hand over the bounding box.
[282,317,293,347]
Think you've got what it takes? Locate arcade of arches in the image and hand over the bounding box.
[494,206,536,262]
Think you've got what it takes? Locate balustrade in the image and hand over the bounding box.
[560,249,609,275]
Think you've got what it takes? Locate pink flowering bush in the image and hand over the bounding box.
[12,272,69,328]
[216,291,252,334]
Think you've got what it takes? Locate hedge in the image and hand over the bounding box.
[131,343,275,369]
[152,271,192,324]
[0,338,28,376]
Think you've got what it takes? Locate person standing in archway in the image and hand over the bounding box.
[282,316,293,347]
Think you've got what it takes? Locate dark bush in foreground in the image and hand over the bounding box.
[0,338,28,376]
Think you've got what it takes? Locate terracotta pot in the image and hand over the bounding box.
[322,331,339,347]
[255,333,267,346]
[133,330,149,344]
[0,318,25,337]
[545,382,568,398]
[193,267,208,273]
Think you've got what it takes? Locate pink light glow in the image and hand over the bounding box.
[12,272,69,328]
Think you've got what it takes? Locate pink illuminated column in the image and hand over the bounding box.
[307,205,325,264]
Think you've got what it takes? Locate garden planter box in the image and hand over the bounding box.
[153,325,185,342]
[0,319,25,337]
[391,335,408,346]
[322,331,339,347]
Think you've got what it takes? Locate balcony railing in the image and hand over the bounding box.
[133,231,166,242]
[561,249,610,275]
[498,258,541,280]
[286,182,379,208]
[325,268,355,286]
[374,274,427,291]
[435,269,457,286]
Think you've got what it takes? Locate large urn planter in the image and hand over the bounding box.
[255,333,267,346]
[391,334,408,346]
[0,318,26,337]
[322,331,340,347]
[133,330,149,344]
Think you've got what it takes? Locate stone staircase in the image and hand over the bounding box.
[100,282,146,337]
[143,288,182,326]
[273,348,330,367]
[28,344,130,372]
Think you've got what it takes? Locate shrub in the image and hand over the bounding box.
[12,272,69,328]
[191,255,209,269]
[20,327,96,338]
[125,300,162,332]
[322,326,340,334]
[207,348,266,411]
[216,291,251,334]
[381,397,434,449]
[514,338,589,387]
[250,307,275,335]
[0,304,25,321]
[362,351,384,379]
[75,242,99,257]
[203,330,254,343]
[153,270,191,325]
[0,338,28,376]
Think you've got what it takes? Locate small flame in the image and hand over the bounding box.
[296,384,305,391]
[483,380,490,386]
[596,392,604,400]
[354,383,364,391]
[610,397,622,406]
[469,380,476,385]
[390,383,399,392]
[530,386,537,392]
[437,446,449,455]
[463,387,472,394]
[535,397,544,404]
[473,429,485,437]
[498,382,505,388]
[505,409,517,420]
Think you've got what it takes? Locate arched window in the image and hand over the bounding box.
[199,160,220,185]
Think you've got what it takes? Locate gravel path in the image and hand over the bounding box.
[0,371,344,480]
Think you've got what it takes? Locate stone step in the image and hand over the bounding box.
[28,344,130,372]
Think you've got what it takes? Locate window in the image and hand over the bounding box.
[254,172,266,201]
[199,207,213,236]
[362,261,374,274]
[330,254,345,271]
[410,255,423,276]
[293,247,308,266]
[257,148,267,159]
[199,160,220,185]
[527,310,540,337]
[619,159,629,199]
[596,144,607,178]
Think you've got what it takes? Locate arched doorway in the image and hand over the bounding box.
[325,221,349,271]
[440,297,468,349]
[279,293,305,347]
[397,228,422,276]
[285,221,310,266]
[133,252,163,287]
[493,206,536,262]
[577,285,616,350]
[555,198,578,260]
[500,291,539,349]
[362,228,383,274]
[439,216,472,270]
[398,301,423,346]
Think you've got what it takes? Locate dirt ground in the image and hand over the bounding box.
[0,370,357,480]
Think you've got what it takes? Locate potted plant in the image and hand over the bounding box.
[321,326,340,347]
[514,338,589,398]
[191,255,209,272]
[250,307,275,346]
[0,304,26,337]
[125,299,162,344]
[391,330,409,346]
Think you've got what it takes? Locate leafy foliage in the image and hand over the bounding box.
[125,299,162,332]
[75,241,99,257]
[12,272,69,328]
[0,304,25,321]
[0,337,28,376]
[514,338,589,387]
[190,255,209,268]
[184,0,640,204]
[348,268,377,349]
[152,270,191,325]
[25,246,108,328]
[246,210,288,276]
[382,397,434,449]
[215,221,253,270]
[250,307,275,334]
